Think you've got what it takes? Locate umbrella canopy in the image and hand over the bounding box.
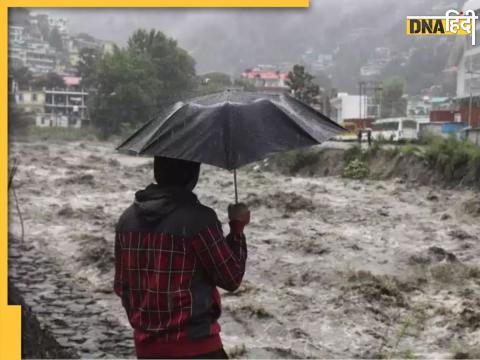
[117,91,345,171]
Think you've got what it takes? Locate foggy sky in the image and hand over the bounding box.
[30,0,449,74]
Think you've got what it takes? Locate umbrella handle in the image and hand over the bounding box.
[233,168,238,204]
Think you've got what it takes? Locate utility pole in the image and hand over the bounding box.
[469,69,473,128]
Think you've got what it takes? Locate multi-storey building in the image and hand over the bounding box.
[455,0,480,128]
[14,89,46,114]
[40,77,88,128]
[8,25,57,73]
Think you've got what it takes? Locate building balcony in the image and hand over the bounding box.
[45,103,86,108]
[44,89,88,95]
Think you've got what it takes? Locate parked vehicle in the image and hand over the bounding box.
[372,117,419,141]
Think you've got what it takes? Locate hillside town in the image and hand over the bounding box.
[8,9,113,129]
[8,4,480,146]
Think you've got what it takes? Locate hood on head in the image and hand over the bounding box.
[154,156,200,191]
[134,184,198,222]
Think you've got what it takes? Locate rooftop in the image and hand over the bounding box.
[241,69,288,81]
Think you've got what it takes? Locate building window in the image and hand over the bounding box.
[18,94,23,102]
[32,93,37,102]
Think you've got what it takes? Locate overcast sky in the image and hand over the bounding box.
[29,0,447,73]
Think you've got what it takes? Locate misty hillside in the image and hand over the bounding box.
[34,0,461,94]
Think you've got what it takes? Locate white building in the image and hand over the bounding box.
[102,41,116,55]
[12,76,89,128]
[35,114,80,128]
[25,41,57,73]
[360,64,381,77]
[312,54,334,72]
[8,34,57,73]
[15,89,46,113]
[48,16,68,34]
[456,0,480,99]
[331,93,368,123]
[8,25,24,43]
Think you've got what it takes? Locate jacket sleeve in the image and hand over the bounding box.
[192,220,247,292]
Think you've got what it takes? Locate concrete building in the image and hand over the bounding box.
[312,54,334,72]
[360,64,381,78]
[44,88,87,123]
[102,41,116,55]
[26,41,57,73]
[48,16,68,34]
[455,0,480,128]
[8,34,57,73]
[35,85,88,128]
[331,93,370,124]
[407,96,431,117]
[35,114,79,128]
[66,38,80,66]
[8,25,24,43]
[14,89,46,114]
[12,76,89,128]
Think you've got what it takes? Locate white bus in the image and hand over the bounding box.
[371,117,421,141]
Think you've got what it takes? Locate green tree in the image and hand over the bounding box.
[10,66,33,89]
[76,47,100,87]
[286,65,320,105]
[90,29,196,138]
[127,29,196,103]
[232,78,255,92]
[196,72,232,95]
[36,14,50,41]
[91,47,158,138]
[48,26,63,52]
[33,72,65,89]
[381,77,407,118]
[202,72,231,86]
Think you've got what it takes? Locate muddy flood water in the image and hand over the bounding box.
[8,141,480,359]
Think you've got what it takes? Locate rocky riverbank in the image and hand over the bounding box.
[8,279,78,359]
[8,237,134,358]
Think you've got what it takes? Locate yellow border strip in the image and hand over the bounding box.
[6,0,309,7]
[1,2,310,359]
[1,5,21,360]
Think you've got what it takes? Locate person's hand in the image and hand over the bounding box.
[228,203,250,235]
[228,203,250,225]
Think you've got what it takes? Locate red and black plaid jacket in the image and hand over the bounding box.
[114,185,247,358]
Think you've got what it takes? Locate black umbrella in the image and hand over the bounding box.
[117,91,345,202]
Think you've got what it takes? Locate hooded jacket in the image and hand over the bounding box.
[114,184,247,358]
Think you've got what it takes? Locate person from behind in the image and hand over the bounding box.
[114,156,250,359]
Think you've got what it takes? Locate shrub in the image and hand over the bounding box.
[424,136,480,184]
[400,144,421,155]
[365,142,381,158]
[343,145,363,164]
[468,149,480,180]
[277,148,319,175]
[385,146,401,159]
[342,159,370,179]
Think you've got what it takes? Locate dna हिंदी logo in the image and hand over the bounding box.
[406,9,478,46]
